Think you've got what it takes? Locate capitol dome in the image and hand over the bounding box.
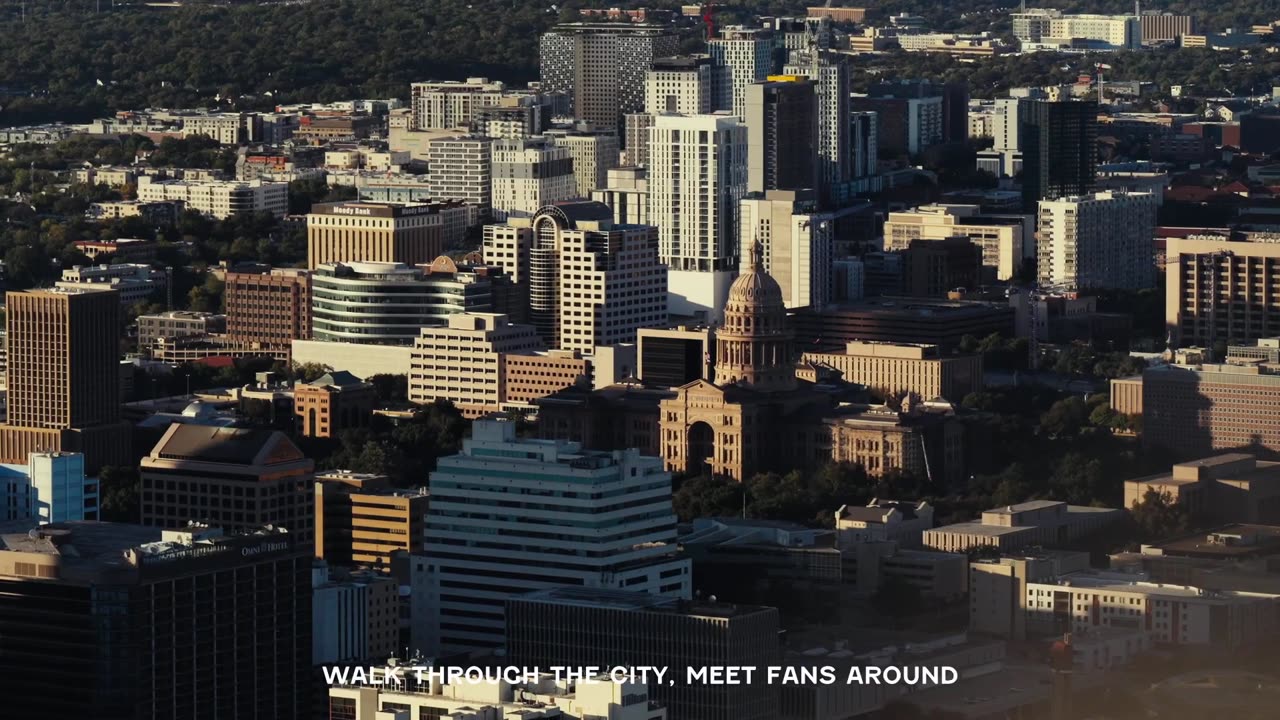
[727,264,785,307]
[713,242,795,392]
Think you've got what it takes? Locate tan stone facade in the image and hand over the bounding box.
[307,201,444,269]
[802,341,983,402]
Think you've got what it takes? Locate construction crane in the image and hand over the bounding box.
[701,4,720,40]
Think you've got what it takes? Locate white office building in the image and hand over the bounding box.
[490,137,578,221]
[648,113,747,320]
[1036,191,1157,290]
[423,418,691,653]
[483,201,667,352]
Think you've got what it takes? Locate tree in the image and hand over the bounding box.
[187,274,225,313]
[673,474,742,522]
[1048,452,1105,506]
[3,244,48,289]
[367,374,409,404]
[1040,397,1090,437]
[1130,488,1191,541]
[98,465,141,523]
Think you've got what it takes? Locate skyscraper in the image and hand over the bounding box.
[483,201,667,352]
[1020,98,1099,210]
[540,23,678,132]
[738,190,835,309]
[645,55,716,116]
[1036,191,1157,290]
[543,125,621,197]
[648,113,748,319]
[423,418,691,653]
[489,137,578,221]
[0,287,129,472]
[745,77,819,195]
[707,26,775,120]
[425,135,494,212]
[783,54,852,206]
[0,522,310,720]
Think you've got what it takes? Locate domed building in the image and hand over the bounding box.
[658,247,831,481]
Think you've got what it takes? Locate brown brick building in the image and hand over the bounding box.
[224,268,311,358]
[140,425,315,536]
[0,287,130,471]
[294,371,376,439]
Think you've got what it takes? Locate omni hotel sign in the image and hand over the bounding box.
[320,203,438,219]
[134,535,296,575]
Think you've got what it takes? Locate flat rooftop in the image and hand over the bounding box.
[1148,525,1280,558]
[512,587,771,619]
[927,523,1031,537]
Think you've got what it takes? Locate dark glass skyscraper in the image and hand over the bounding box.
[1020,99,1099,210]
[746,78,819,195]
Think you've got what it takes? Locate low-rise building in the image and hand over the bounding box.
[330,674,667,720]
[835,499,935,547]
[57,263,166,305]
[136,311,226,353]
[969,550,1092,639]
[72,238,155,263]
[803,340,983,402]
[1026,570,1280,646]
[294,371,376,439]
[136,176,287,219]
[925,500,1122,553]
[1124,454,1280,525]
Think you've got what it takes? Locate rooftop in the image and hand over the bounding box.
[512,586,772,619]
[151,425,306,466]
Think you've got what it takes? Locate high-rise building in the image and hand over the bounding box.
[544,125,621,197]
[902,236,985,297]
[1036,191,1157,290]
[407,313,544,417]
[0,288,129,472]
[707,26,775,120]
[140,425,315,536]
[738,190,835,309]
[1164,237,1280,348]
[1020,98,1098,209]
[489,137,578,221]
[782,54,853,205]
[645,55,716,115]
[745,77,819,195]
[883,204,1027,282]
[851,109,879,180]
[483,201,667,352]
[0,522,309,720]
[1142,361,1280,456]
[306,201,445,269]
[314,470,428,571]
[425,135,493,211]
[310,260,497,345]
[409,77,512,130]
[423,418,691,653]
[1140,13,1196,42]
[508,588,780,720]
[648,113,747,319]
[224,267,312,355]
[540,23,678,131]
[311,564,399,665]
[637,326,713,387]
[850,83,945,156]
[592,166,650,226]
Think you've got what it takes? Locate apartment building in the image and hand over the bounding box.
[539,23,678,130]
[1165,236,1280,348]
[136,176,287,219]
[425,135,493,211]
[489,137,578,221]
[544,126,621,197]
[707,26,775,120]
[409,77,510,130]
[1037,191,1157,290]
